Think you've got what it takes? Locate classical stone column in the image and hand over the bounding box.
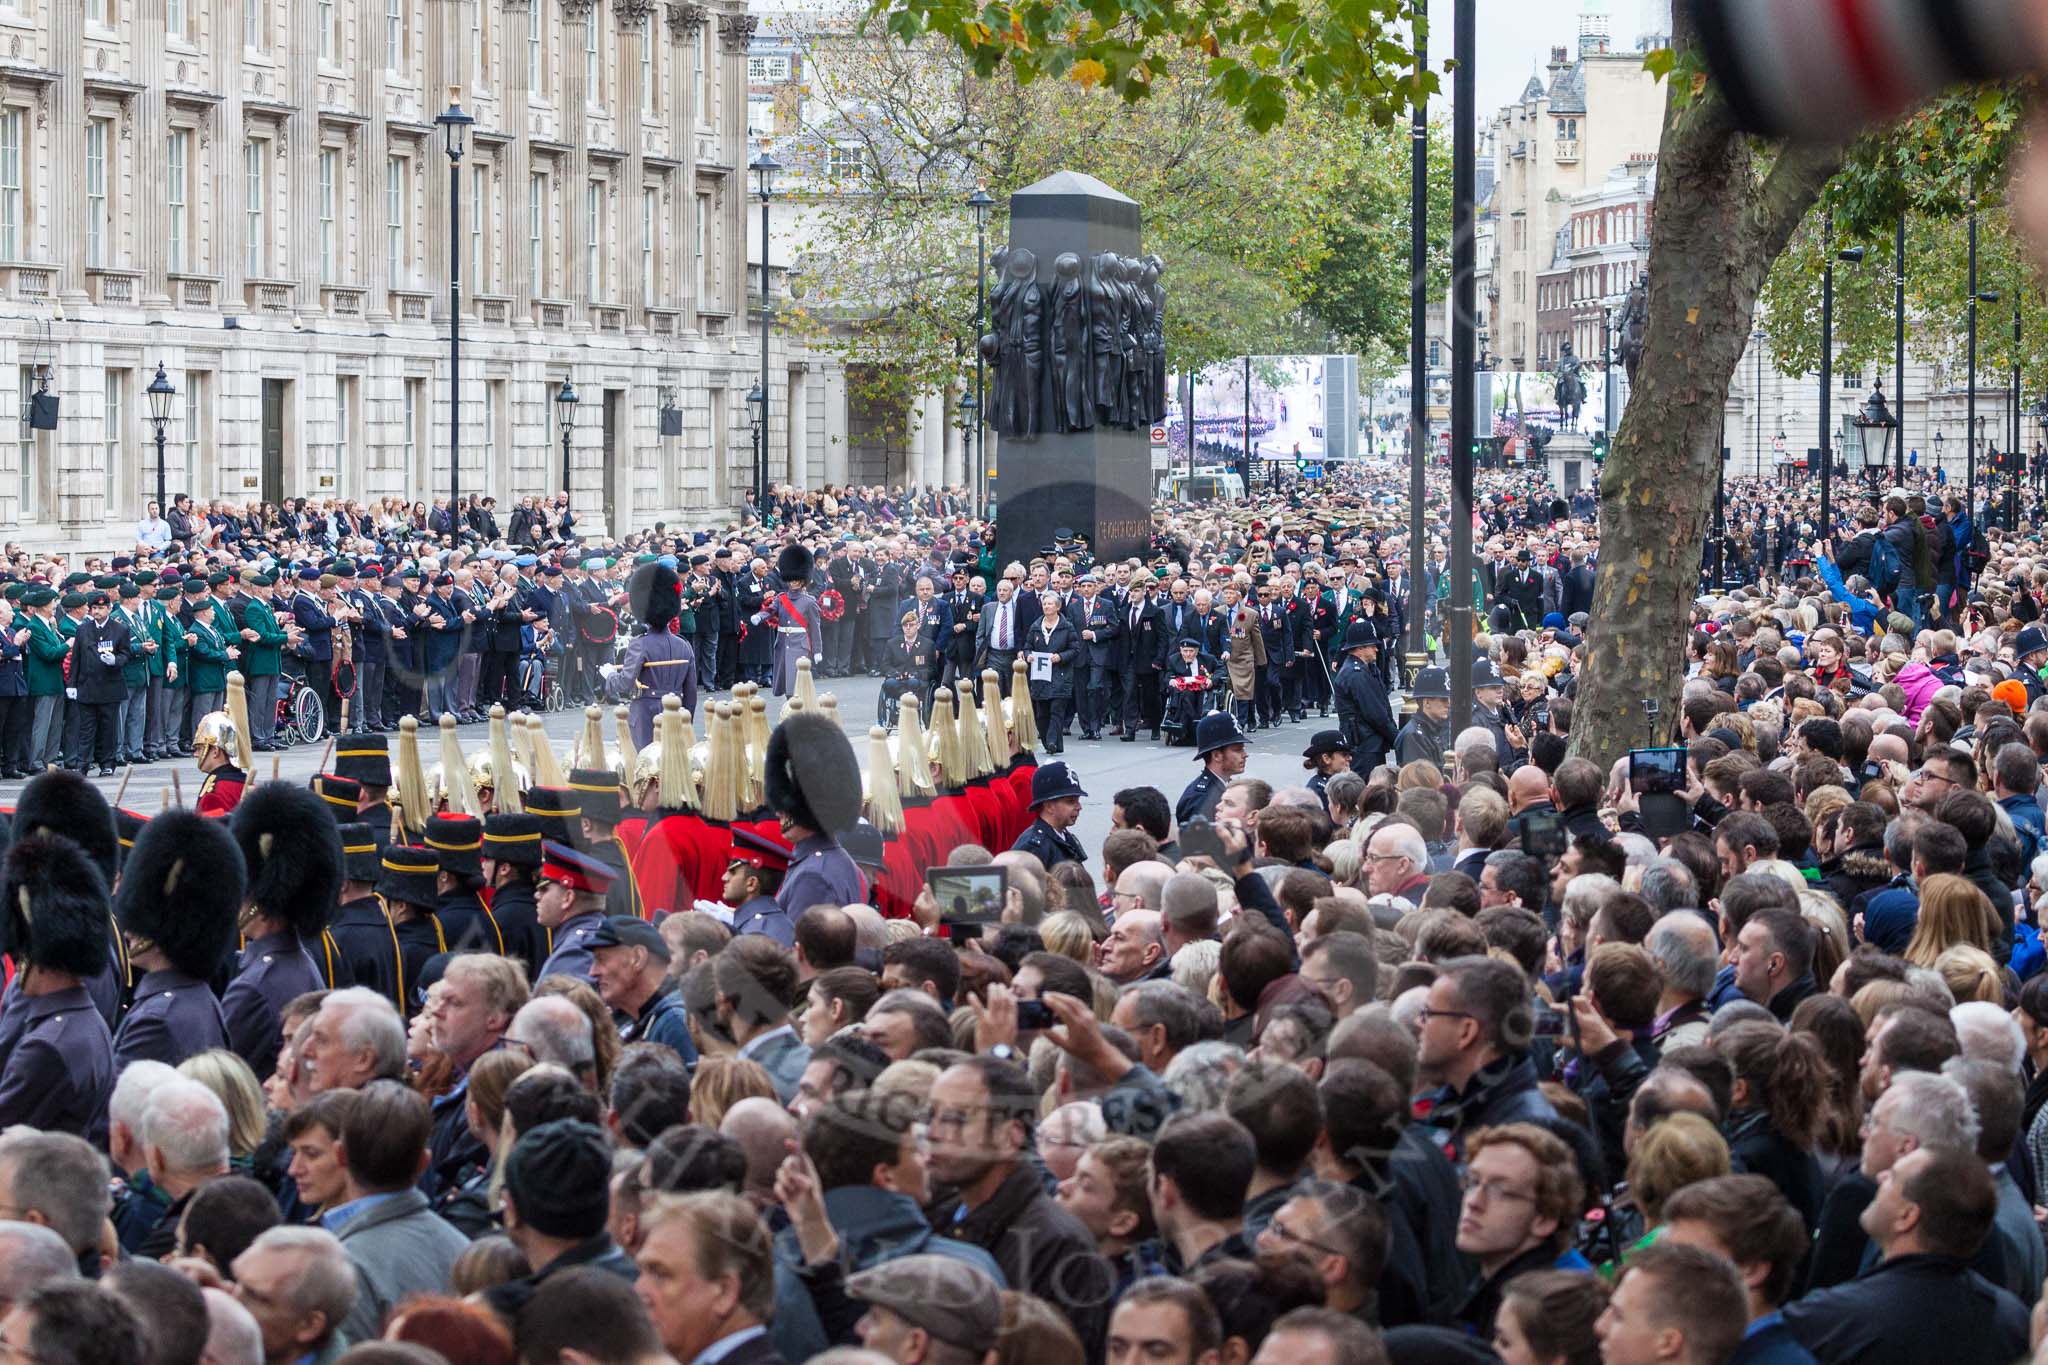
[785,362,807,487]
[504,0,535,329]
[563,0,596,331]
[921,390,946,490]
[943,400,964,488]
[134,0,173,309]
[287,0,319,308]
[666,2,704,331]
[359,0,391,321]
[618,0,654,332]
[718,11,754,321]
[822,365,848,488]
[50,6,85,307]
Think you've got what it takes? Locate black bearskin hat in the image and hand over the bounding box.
[629,561,682,633]
[116,810,245,981]
[0,832,110,978]
[765,711,861,835]
[13,769,117,885]
[231,783,342,938]
[776,543,814,588]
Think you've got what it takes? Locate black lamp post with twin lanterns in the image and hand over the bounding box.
[554,378,578,500]
[146,362,176,516]
[435,90,474,515]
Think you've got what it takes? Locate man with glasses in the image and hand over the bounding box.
[1452,1122,1591,1338]
[926,1056,1113,1351]
[0,1282,146,1365]
[1413,956,1557,1152]
[1253,1179,1392,1322]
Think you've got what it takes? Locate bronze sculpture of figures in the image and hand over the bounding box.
[981,247,1044,439]
[980,230,1166,440]
[1048,252,1093,434]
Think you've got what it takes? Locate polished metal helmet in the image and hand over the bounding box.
[426,761,451,811]
[688,740,710,780]
[630,741,662,801]
[193,711,238,760]
[467,749,530,796]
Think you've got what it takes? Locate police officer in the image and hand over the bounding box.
[1011,761,1088,869]
[224,784,343,1079]
[1178,711,1250,827]
[1333,621,1397,773]
[1301,731,1353,806]
[111,810,238,1070]
[534,841,615,984]
[1395,666,1454,771]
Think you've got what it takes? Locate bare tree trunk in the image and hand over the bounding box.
[1567,15,1841,770]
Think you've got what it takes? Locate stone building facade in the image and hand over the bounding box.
[1,0,846,552]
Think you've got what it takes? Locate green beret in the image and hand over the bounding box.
[63,573,90,588]
[206,571,231,587]
[134,570,158,586]
[93,575,121,590]
[22,587,53,607]
[118,582,140,599]
[154,585,180,601]
[1,584,21,603]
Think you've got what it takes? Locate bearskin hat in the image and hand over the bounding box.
[765,710,861,835]
[115,810,245,981]
[776,543,814,588]
[629,561,682,633]
[0,832,110,978]
[13,768,118,885]
[231,783,342,938]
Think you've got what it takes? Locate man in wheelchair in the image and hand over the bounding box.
[1161,635,1218,746]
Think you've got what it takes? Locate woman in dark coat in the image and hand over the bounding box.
[1025,590,1078,754]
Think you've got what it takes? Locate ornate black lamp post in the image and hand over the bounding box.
[554,378,578,499]
[436,90,474,514]
[146,362,175,515]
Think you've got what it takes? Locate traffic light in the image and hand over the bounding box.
[1591,431,1609,463]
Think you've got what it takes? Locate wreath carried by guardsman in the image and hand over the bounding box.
[818,588,846,623]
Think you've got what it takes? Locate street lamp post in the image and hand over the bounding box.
[966,187,993,515]
[1968,207,1995,517]
[1448,0,1475,731]
[1406,0,1429,679]
[1895,213,1908,485]
[1819,214,1864,543]
[956,393,979,501]
[1854,381,1897,501]
[146,362,175,516]
[746,383,766,517]
[750,152,780,510]
[1752,327,1766,479]
[436,90,474,520]
[554,379,578,498]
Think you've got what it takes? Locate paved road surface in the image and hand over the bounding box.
[2,675,1366,862]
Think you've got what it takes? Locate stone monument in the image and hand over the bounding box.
[982,172,1161,567]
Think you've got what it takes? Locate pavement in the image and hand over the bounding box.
[2,673,1363,859]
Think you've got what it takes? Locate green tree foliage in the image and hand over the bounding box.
[1757,87,2041,387]
[871,0,1431,131]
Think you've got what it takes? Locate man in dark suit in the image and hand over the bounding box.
[72,591,132,775]
[1119,575,1164,740]
[975,576,1025,680]
[1070,576,1120,740]
[1562,549,1597,618]
[940,562,982,695]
